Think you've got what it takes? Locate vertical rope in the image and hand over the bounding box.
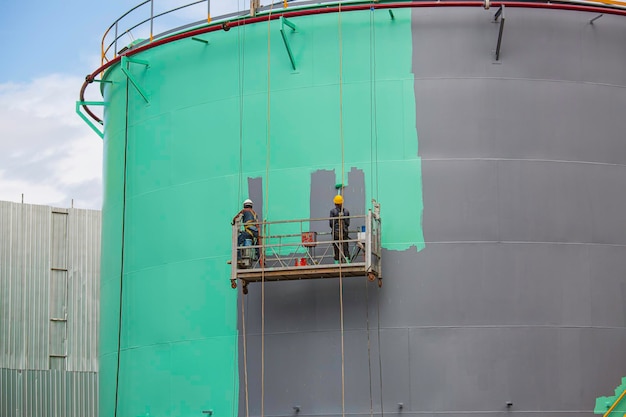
[369,5,373,199]
[377,289,384,417]
[337,4,346,417]
[371,9,382,413]
[237,4,250,413]
[241,286,250,417]
[235,6,248,415]
[365,282,374,417]
[237,0,247,205]
[371,6,380,200]
[262,3,276,417]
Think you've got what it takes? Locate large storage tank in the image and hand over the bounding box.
[82,1,626,416]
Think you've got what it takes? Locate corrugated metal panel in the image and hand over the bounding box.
[0,202,14,370]
[0,201,51,370]
[50,210,68,270]
[50,210,68,371]
[0,201,101,373]
[0,368,98,417]
[66,208,101,372]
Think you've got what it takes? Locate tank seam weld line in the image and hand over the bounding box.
[242,324,626,337]
[125,160,418,199]
[108,334,239,352]
[414,76,626,89]
[421,158,626,167]
[255,411,595,415]
[105,154,626,200]
[116,254,232,275]
[421,241,626,246]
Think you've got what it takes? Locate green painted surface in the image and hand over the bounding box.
[99,8,423,417]
[595,377,626,415]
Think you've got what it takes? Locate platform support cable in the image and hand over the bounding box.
[261,4,277,417]
[337,3,347,417]
[234,3,248,415]
[366,7,376,415]
[236,0,247,216]
[241,285,251,417]
[372,7,380,200]
[377,286,384,417]
[365,279,375,417]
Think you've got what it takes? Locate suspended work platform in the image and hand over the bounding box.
[230,202,382,294]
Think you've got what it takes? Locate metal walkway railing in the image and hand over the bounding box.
[79,0,626,131]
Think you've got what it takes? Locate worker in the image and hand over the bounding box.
[232,199,259,259]
[329,194,350,263]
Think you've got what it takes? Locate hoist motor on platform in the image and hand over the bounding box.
[230,201,382,294]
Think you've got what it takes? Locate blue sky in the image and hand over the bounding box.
[0,0,246,209]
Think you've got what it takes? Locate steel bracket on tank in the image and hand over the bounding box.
[493,5,505,61]
[76,101,105,139]
[280,16,298,70]
[121,56,150,103]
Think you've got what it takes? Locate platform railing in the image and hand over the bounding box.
[230,207,382,292]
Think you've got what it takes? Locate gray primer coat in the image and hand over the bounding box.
[238,7,626,417]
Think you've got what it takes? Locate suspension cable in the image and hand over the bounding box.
[365,280,374,417]
[241,283,251,417]
[337,3,347,417]
[261,2,276,417]
[377,288,384,417]
[371,6,380,200]
[236,5,251,417]
[237,0,247,207]
[370,10,383,415]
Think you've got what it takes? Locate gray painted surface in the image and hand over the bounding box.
[237,7,626,417]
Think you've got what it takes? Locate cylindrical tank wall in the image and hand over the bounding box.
[99,6,626,417]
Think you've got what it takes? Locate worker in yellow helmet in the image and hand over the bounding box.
[329,194,350,263]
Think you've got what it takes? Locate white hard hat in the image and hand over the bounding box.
[243,199,253,207]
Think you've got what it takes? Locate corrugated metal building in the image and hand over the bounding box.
[0,201,101,417]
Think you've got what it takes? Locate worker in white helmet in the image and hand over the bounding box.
[329,194,350,263]
[232,199,259,259]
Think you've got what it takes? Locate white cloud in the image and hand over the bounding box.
[0,74,103,210]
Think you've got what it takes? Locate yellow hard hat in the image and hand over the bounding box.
[333,195,344,205]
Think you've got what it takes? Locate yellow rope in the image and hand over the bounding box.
[237,3,250,416]
[261,3,275,417]
[337,4,346,417]
[604,388,626,417]
[366,7,376,417]
[241,289,250,417]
